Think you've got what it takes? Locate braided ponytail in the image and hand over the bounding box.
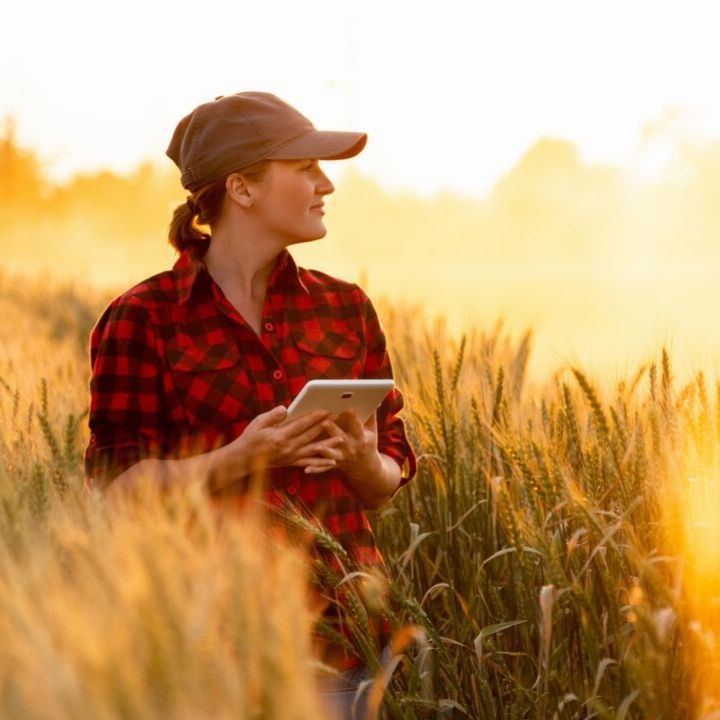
[168,177,224,255]
[168,201,209,255]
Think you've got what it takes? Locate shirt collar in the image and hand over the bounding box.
[174,248,309,306]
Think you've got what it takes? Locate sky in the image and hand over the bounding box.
[4,0,720,197]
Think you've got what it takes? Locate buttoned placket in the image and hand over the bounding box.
[260,308,291,405]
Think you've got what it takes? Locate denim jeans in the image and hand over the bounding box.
[318,646,393,720]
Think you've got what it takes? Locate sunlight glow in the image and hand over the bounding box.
[678,470,720,715]
[3,1,720,380]
[3,0,720,196]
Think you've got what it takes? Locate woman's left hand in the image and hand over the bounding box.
[307,410,403,508]
[307,410,379,482]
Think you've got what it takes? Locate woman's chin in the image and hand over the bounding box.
[291,225,327,245]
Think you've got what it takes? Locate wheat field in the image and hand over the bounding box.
[1,270,718,719]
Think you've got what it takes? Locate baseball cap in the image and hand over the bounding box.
[166,92,367,191]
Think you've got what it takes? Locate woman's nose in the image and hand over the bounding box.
[317,169,334,196]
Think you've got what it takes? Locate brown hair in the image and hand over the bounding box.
[167,160,271,256]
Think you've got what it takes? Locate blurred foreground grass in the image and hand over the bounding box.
[1,269,718,719]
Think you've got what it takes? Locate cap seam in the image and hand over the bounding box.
[244,114,274,156]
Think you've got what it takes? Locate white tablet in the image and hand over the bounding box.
[285,379,394,423]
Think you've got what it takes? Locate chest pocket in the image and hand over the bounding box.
[292,326,365,380]
[167,339,256,428]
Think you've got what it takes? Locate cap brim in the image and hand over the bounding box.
[265,130,367,161]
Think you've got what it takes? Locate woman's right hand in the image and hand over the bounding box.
[111,407,340,499]
[227,405,342,472]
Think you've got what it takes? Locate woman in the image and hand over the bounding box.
[84,92,416,718]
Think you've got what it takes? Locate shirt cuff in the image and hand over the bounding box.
[378,441,417,487]
[84,434,160,490]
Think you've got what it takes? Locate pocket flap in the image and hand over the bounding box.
[167,339,241,372]
[293,329,361,359]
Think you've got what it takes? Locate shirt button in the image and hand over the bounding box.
[272,369,283,381]
[286,484,298,495]
[264,322,274,332]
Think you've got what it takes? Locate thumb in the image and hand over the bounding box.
[256,405,288,428]
[348,411,366,437]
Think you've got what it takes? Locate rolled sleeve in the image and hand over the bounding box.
[84,298,163,489]
[358,288,417,486]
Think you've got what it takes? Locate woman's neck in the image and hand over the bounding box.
[202,226,283,302]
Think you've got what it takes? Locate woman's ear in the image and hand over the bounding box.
[225,173,254,208]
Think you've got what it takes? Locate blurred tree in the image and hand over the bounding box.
[0,115,48,218]
[489,138,626,265]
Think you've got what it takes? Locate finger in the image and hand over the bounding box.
[321,419,346,438]
[313,444,344,462]
[303,463,336,475]
[291,437,345,462]
[276,410,333,453]
[280,409,331,435]
[311,436,346,453]
[294,457,336,470]
[282,421,337,457]
[252,405,289,429]
[344,410,365,439]
[365,411,378,431]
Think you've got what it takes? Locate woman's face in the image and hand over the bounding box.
[249,159,335,245]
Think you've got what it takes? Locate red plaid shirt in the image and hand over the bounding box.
[85,248,416,665]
